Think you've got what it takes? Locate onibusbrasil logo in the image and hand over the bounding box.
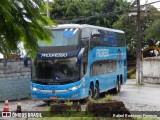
[1,112,42,118]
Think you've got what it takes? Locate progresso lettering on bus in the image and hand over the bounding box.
[96,49,109,58]
[41,53,68,58]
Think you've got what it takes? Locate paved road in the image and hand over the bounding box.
[0,79,160,112]
[114,79,160,111]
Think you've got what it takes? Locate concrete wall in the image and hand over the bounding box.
[143,57,160,84]
[0,59,31,101]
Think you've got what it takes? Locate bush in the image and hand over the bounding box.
[127,68,136,79]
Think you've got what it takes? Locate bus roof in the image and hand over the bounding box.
[51,24,124,34]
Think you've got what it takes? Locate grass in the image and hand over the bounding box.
[88,94,113,103]
[127,83,145,86]
[127,68,136,79]
[34,117,128,120]
[130,73,136,79]
[29,101,160,120]
[29,116,160,120]
[31,95,160,120]
[65,100,72,106]
[35,95,115,119]
[134,117,160,120]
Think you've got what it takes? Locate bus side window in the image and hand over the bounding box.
[81,28,91,48]
[115,33,126,47]
[98,30,108,46]
[90,28,101,49]
[90,60,117,76]
[81,38,89,48]
[91,34,101,49]
[81,61,88,78]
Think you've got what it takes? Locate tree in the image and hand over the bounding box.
[113,5,160,55]
[113,13,137,55]
[144,20,160,46]
[50,0,130,27]
[0,0,54,57]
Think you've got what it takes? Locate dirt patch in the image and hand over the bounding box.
[48,100,132,118]
[86,100,132,118]
[50,103,81,114]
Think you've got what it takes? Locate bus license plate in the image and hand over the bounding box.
[50,96,58,100]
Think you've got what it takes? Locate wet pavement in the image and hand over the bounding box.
[0,99,46,112]
[0,79,160,112]
[113,79,160,111]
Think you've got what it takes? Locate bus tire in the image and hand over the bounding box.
[111,79,121,94]
[89,84,94,98]
[43,100,51,106]
[79,99,87,104]
[94,84,100,99]
[116,79,121,93]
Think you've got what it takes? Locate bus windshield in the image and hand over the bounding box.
[31,57,79,83]
[38,28,79,47]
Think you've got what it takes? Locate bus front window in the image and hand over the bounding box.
[32,57,79,83]
[38,28,79,47]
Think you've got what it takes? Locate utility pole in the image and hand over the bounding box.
[46,0,50,18]
[136,0,143,84]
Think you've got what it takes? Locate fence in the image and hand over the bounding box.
[0,59,31,101]
[143,57,160,84]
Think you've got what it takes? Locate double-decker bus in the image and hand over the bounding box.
[30,24,127,101]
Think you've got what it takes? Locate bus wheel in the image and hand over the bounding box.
[94,84,100,99]
[43,100,51,106]
[111,79,121,94]
[89,84,94,98]
[116,79,121,93]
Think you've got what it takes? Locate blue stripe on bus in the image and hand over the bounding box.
[30,80,82,90]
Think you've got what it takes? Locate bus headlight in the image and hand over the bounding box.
[68,78,85,91]
[68,86,78,91]
[71,87,77,91]
[32,87,40,91]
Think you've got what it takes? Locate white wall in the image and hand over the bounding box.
[143,57,160,84]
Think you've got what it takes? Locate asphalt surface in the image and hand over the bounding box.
[0,79,160,112]
[113,79,160,111]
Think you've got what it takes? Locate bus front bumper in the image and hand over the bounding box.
[30,88,81,100]
[30,80,87,100]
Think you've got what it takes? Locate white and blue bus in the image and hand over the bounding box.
[30,24,127,101]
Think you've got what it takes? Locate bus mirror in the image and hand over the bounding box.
[23,56,29,67]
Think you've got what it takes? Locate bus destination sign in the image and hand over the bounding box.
[39,53,68,58]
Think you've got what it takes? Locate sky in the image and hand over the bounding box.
[141,0,160,9]
[127,0,160,9]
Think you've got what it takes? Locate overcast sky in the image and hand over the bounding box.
[127,0,160,9]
